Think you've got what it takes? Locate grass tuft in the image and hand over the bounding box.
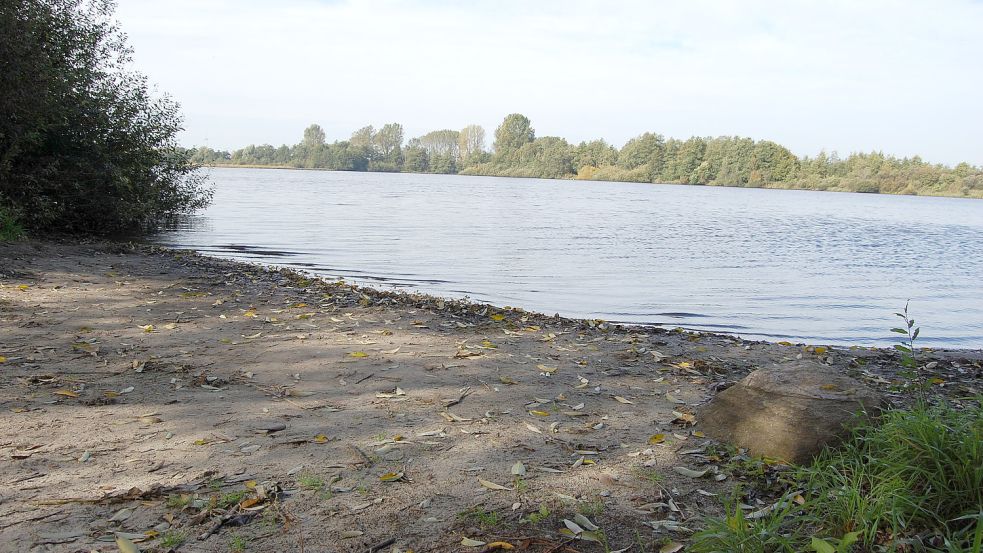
[690,400,982,552]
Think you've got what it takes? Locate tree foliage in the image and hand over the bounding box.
[207,114,983,199]
[0,0,211,235]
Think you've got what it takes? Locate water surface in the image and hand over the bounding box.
[154,168,983,348]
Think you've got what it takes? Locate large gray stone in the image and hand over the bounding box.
[698,364,884,464]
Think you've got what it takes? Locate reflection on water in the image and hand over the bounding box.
[153,168,983,347]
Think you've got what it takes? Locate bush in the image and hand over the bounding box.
[0,204,24,241]
[690,401,983,552]
[0,0,211,235]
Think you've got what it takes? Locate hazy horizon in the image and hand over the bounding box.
[117,0,983,166]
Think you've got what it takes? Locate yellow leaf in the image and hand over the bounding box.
[54,389,79,398]
[17,284,29,291]
[348,351,368,358]
[480,340,497,349]
[692,430,706,438]
[115,536,140,553]
[193,439,208,446]
[524,325,540,332]
[499,376,517,385]
[244,310,257,318]
[240,497,263,509]
[291,302,308,308]
[295,312,315,320]
[0,356,6,363]
[649,433,666,444]
[379,471,404,482]
[103,391,120,398]
[139,324,154,333]
[490,313,505,321]
[778,341,793,346]
[244,480,257,489]
[486,542,515,550]
[814,346,828,355]
[930,377,945,385]
[529,410,550,417]
[478,478,511,490]
[313,434,329,444]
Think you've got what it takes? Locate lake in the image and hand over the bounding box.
[153,167,983,348]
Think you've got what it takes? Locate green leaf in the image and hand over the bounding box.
[890,328,908,334]
[840,531,861,547]
[911,328,919,340]
[908,319,915,328]
[811,537,836,553]
[894,345,911,353]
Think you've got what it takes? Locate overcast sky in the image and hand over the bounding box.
[116,0,983,166]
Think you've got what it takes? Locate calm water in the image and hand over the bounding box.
[153,167,983,348]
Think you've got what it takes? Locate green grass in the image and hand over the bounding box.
[458,507,502,529]
[217,490,247,508]
[296,473,325,492]
[160,530,187,548]
[229,534,248,552]
[690,400,982,552]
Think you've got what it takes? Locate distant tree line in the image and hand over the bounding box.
[191,113,983,198]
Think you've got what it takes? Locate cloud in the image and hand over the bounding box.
[117,0,983,165]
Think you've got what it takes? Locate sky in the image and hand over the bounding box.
[115,0,983,166]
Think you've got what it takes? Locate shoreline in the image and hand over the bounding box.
[201,164,983,201]
[1,240,980,551]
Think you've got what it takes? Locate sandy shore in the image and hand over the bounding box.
[1,241,979,552]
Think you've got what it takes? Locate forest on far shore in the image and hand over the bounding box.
[190,114,983,198]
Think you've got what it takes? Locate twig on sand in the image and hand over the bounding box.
[365,537,397,552]
[348,444,374,467]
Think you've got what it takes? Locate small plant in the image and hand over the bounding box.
[513,476,528,493]
[634,468,664,485]
[229,533,248,552]
[0,205,24,241]
[457,507,502,529]
[578,499,605,517]
[297,473,325,492]
[166,494,192,509]
[217,490,247,508]
[524,503,551,524]
[160,530,187,549]
[891,300,920,369]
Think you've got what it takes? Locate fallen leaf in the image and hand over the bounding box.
[649,433,666,444]
[53,389,79,398]
[511,461,526,476]
[529,410,550,417]
[574,513,599,531]
[461,537,486,547]
[490,313,505,321]
[138,324,154,333]
[478,478,511,491]
[660,542,684,553]
[348,351,368,358]
[340,530,363,539]
[379,471,404,482]
[485,542,515,550]
[115,536,140,553]
[536,364,557,375]
[674,466,709,478]
[313,434,329,444]
[613,396,633,404]
[480,340,497,349]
